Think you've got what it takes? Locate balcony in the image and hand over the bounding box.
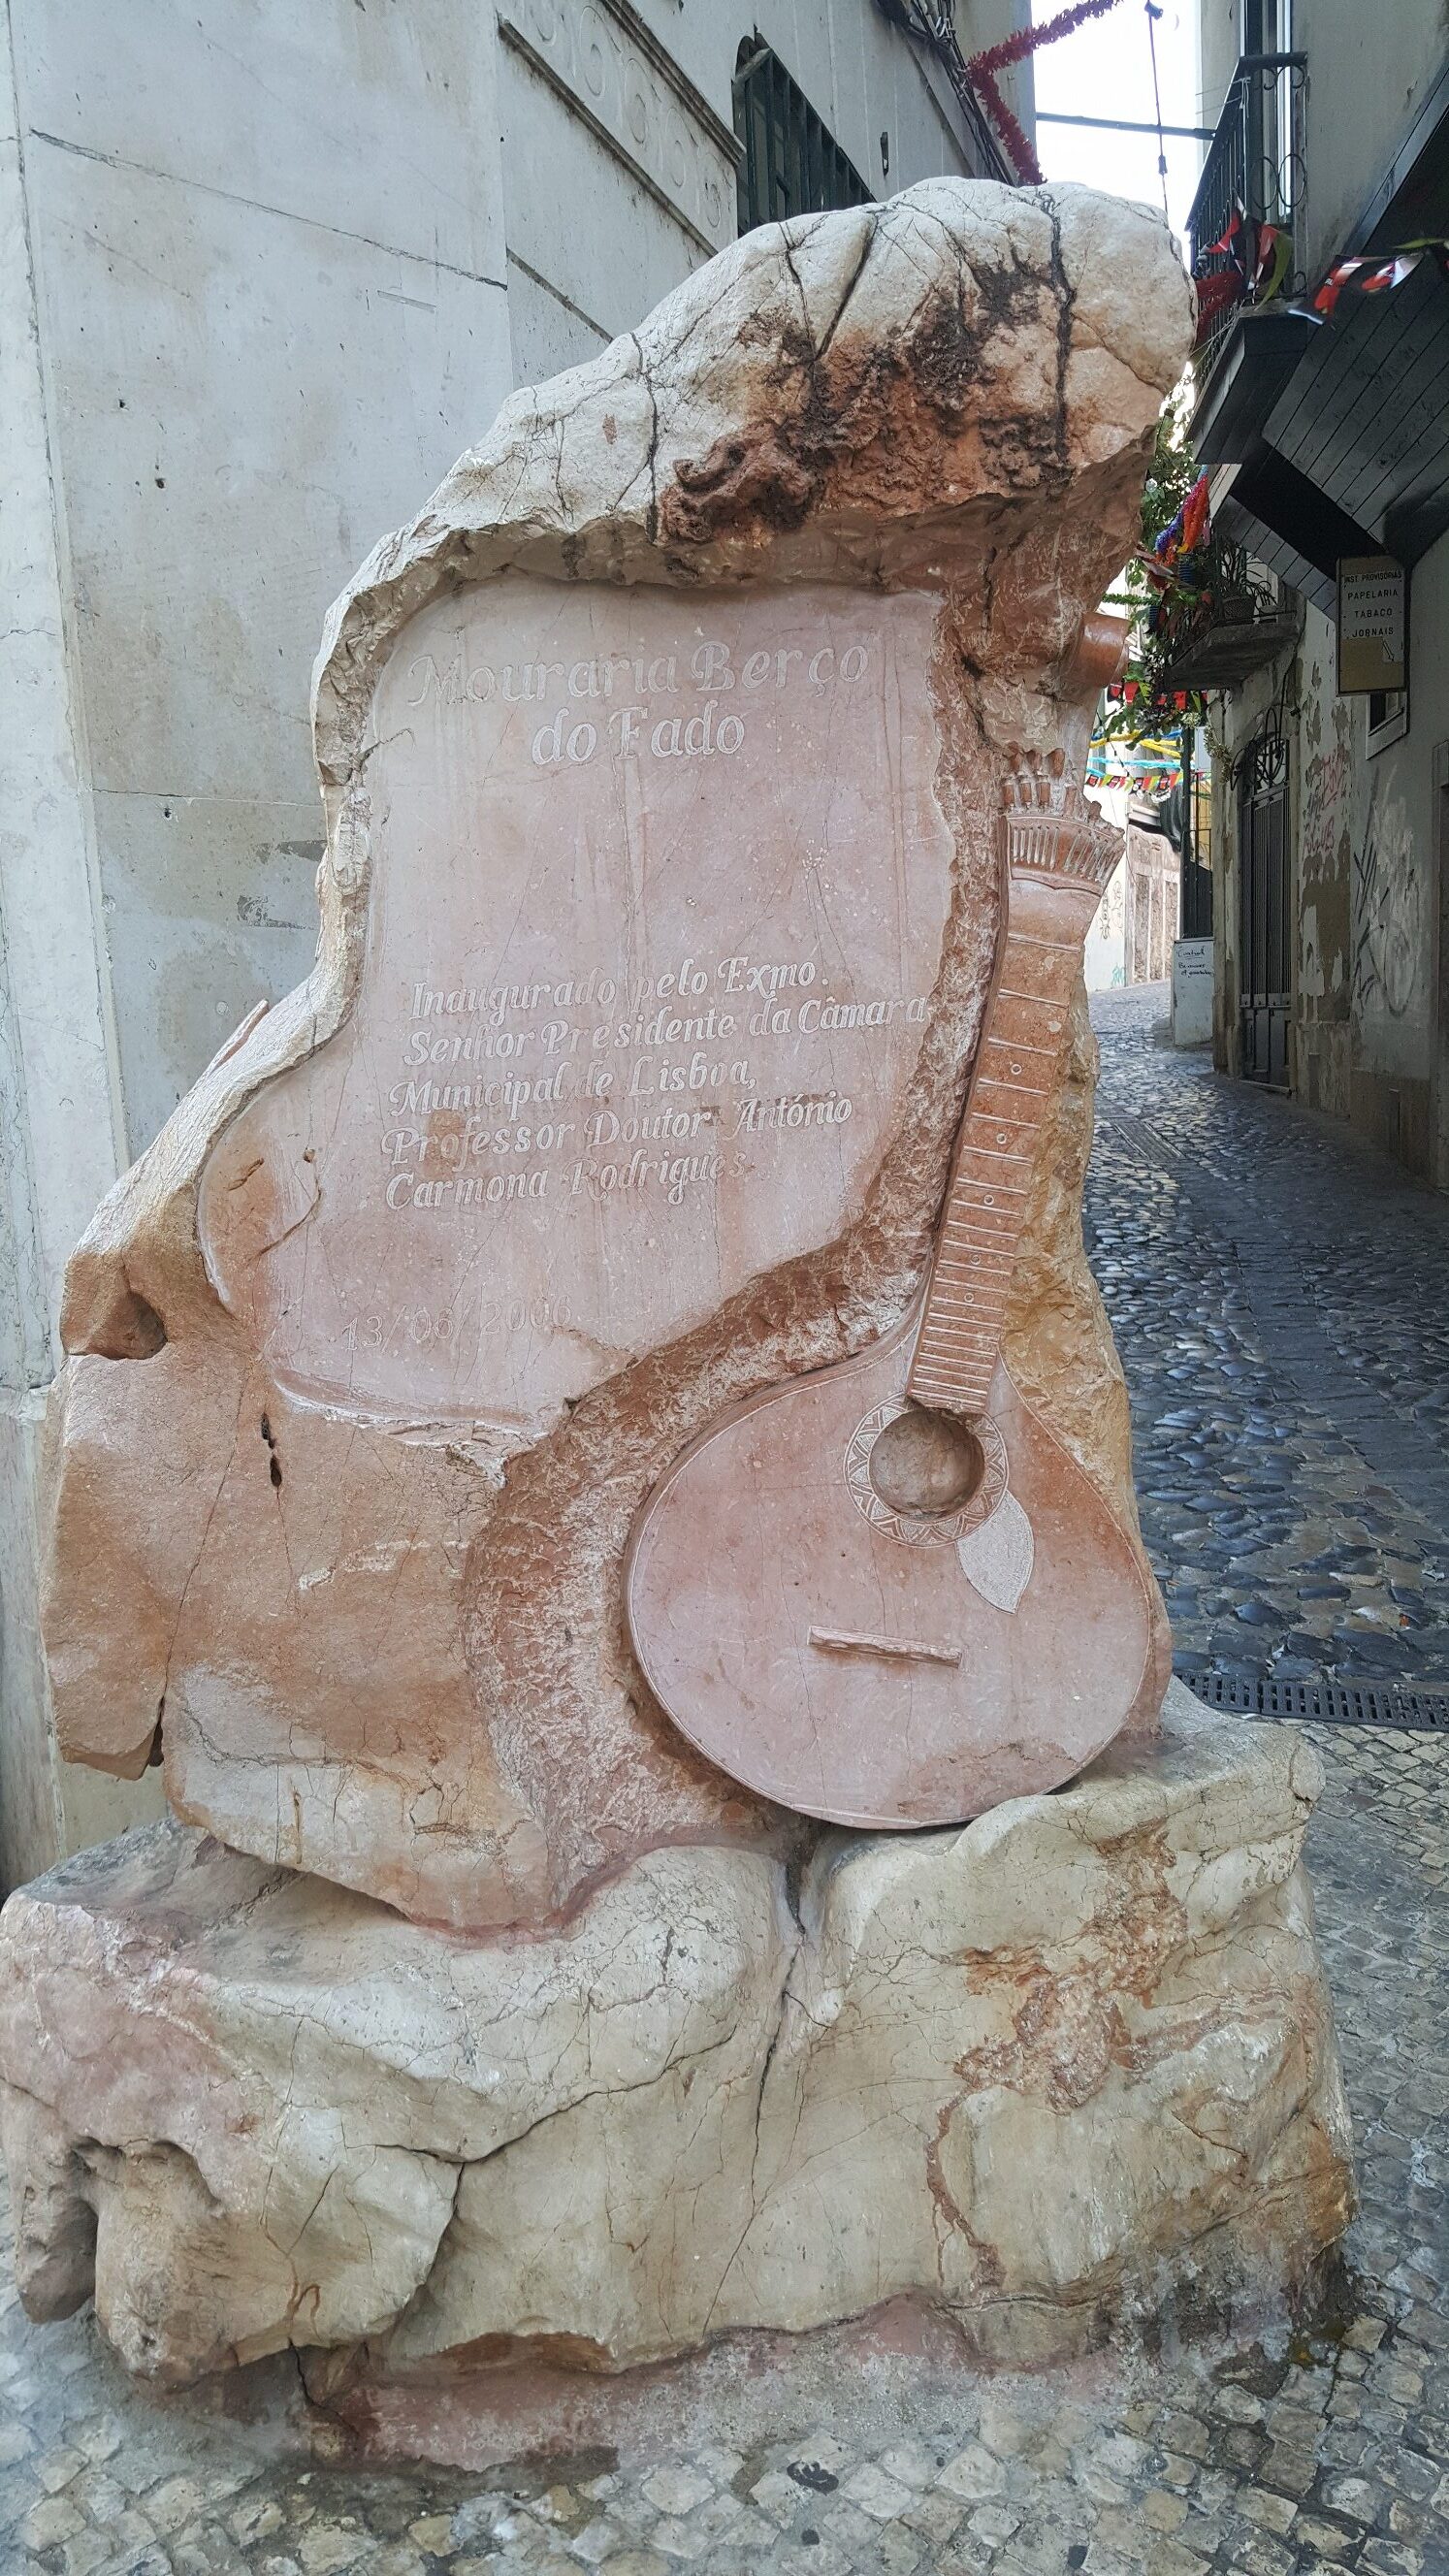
[1153,538,1299,692]
[1186,49,1449,611]
[1187,53,1313,467]
[1189,51,1306,376]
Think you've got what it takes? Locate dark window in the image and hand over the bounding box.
[732,40,872,236]
[1240,0,1291,51]
[1368,690,1408,754]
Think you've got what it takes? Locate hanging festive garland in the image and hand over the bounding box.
[966,0,1128,184]
[1313,240,1449,316]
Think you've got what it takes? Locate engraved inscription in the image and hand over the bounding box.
[200,577,954,1431]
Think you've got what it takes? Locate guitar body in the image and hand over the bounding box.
[626,1313,1157,1827]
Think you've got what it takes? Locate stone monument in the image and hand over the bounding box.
[0,179,1352,2454]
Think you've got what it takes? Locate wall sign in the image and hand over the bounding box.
[1337,555,1407,694]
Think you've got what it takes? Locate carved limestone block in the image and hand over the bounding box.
[0,1694,1353,2434]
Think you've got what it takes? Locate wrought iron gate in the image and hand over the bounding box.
[1238,725,1290,1086]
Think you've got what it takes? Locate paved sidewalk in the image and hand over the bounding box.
[0,991,1445,2576]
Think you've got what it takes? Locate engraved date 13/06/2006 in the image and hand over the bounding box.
[342,1297,572,1357]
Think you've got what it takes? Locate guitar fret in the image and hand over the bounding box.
[996,968,1079,1002]
[920,1314,1004,1337]
[964,1092,1041,1123]
[919,1321,1006,1345]
[990,995,1070,1021]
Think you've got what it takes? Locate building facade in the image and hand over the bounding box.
[1183,5,1449,1179]
[0,0,1028,1891]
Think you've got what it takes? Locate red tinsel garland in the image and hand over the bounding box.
[967,0,1128,184]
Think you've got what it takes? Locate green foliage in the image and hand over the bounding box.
[1100,386,1207,745]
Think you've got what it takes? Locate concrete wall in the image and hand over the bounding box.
[1299,7,1446,280]
[1,0,1027,1890]
[1344,531,1449,1174]
[0,0,510,1892]
[11,0,515,1162]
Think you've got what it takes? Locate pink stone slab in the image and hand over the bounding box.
[200,579,953,1436]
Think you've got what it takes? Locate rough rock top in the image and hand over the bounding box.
[311,180,1190,788]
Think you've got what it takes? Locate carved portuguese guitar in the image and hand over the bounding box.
[626,653,1160,1828]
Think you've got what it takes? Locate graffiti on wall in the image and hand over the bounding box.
[1299,683,1352,1005]
[1303,744,1351,874]
[1352,775,1421,1020]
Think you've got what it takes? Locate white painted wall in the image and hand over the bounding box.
[1084,788,1130,988]
[1,0,1028,1888]
[1172,937,1213,1044]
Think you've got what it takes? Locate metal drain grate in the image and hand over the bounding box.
[1175,1659,1449,1731]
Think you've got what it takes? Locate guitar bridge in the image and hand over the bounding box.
[808,1626,961,1668]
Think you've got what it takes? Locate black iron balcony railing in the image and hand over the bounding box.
[1188,51,1307,382]
[1154,536,1300,691]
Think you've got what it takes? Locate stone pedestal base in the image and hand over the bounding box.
[0,1690,1353,2460]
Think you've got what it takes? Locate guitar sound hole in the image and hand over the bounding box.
[868,1406,985,1518]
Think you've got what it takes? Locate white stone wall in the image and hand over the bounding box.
[0,0,1032,1889]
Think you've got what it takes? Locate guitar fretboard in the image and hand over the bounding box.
[906,789,1121,1422]
[907,935,1079,1417]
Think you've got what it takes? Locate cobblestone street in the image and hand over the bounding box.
[1,993,1445,2576]
[1087,988,1449,1693]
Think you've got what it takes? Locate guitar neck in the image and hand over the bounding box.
[906,811,1118,1422]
